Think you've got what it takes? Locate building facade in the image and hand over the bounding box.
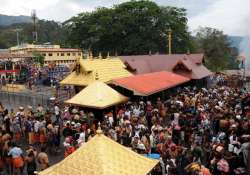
[9,44,83,66]
[0,52,33,80]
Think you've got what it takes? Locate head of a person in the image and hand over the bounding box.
[28,150,35,157]
[41,146,46,152]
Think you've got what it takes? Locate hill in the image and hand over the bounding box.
[0,14,32,26]
[0,20,67,49]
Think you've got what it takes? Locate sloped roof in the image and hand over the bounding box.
[65,81,128,109]
[120,54,211,79]
[222,70,250,77]
[187,53,204,64]
[112,71,190,96]
[32,48,81,52]
[38,131,158,175]
[0,52,33,59]
[60,58,132,86]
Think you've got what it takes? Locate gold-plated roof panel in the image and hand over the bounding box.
[60,58,132,86]
[39,134,158,175]
[65,81,128,109]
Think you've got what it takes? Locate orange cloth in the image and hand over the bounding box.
[64,147,75,157]
[12,157,24,168]
[40,134,46,143]
[15,132,21,141]
[34,133,40,143]
[28,132,34,145]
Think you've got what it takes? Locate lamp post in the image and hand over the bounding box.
[237,54,246,85]
[167,28,172,55]
[14,28,22,46]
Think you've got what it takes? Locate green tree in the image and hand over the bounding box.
[32,52,45,67]
[64,0,194,55]
[194,27,238,71]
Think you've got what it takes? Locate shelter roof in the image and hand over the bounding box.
[112,71,190,96]
[60,58,132,86]
[0,52,33,59]
[38,131,158,175]
[32,48,81,52]
[65,81,128,109]
[120,54,212,79]
[222,70,250,77]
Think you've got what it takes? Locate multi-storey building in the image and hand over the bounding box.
[9,44,82,66]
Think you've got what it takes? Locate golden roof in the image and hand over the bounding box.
[60,58,132,86]
[65,81,128,109]
[38,131,159,175]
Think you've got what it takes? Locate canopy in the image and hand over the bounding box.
[60,58,132,86]
[112,71,190,96]
[65,81,128,109]
[38,130,159,175]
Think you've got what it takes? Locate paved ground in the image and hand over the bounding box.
[18,136,65,165]
[0,98,64,175]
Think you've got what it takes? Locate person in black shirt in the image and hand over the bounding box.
[62,123,72,138]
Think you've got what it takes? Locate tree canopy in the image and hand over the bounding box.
[194,27,239,71]
[0,1,239,71]
[32,52,45,67]
[64,0,194,55]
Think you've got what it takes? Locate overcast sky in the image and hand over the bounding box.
[0,0,249,36]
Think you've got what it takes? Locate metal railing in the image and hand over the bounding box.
[0,90,50,109]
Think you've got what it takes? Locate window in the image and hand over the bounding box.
[78,53,81,56]
[61,53,64,56]
[42,53,46,56]
[73,53,76,56]
[48,53,53,56]
[57,53,59,56]
[67,53,70,56]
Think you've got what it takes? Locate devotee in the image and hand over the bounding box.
[0,74,249,175]
[25,146,37,175]
[8,142,24,175]
[37,146,49,171]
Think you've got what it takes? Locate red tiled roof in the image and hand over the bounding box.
[112,71,190,96]
[120,54,212,80]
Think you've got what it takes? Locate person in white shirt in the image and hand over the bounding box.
[133,105,141,117]
[124,108,131,119]
[54,104,60,123]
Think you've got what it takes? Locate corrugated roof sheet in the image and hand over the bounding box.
[38,131,158,175]
[60,58,132,86]
[112,71,190,96]
[120,54,212,80]
[33,48,81,52]
[222,70,250,77]
[65,81,128,109]
[0,53,33,59]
